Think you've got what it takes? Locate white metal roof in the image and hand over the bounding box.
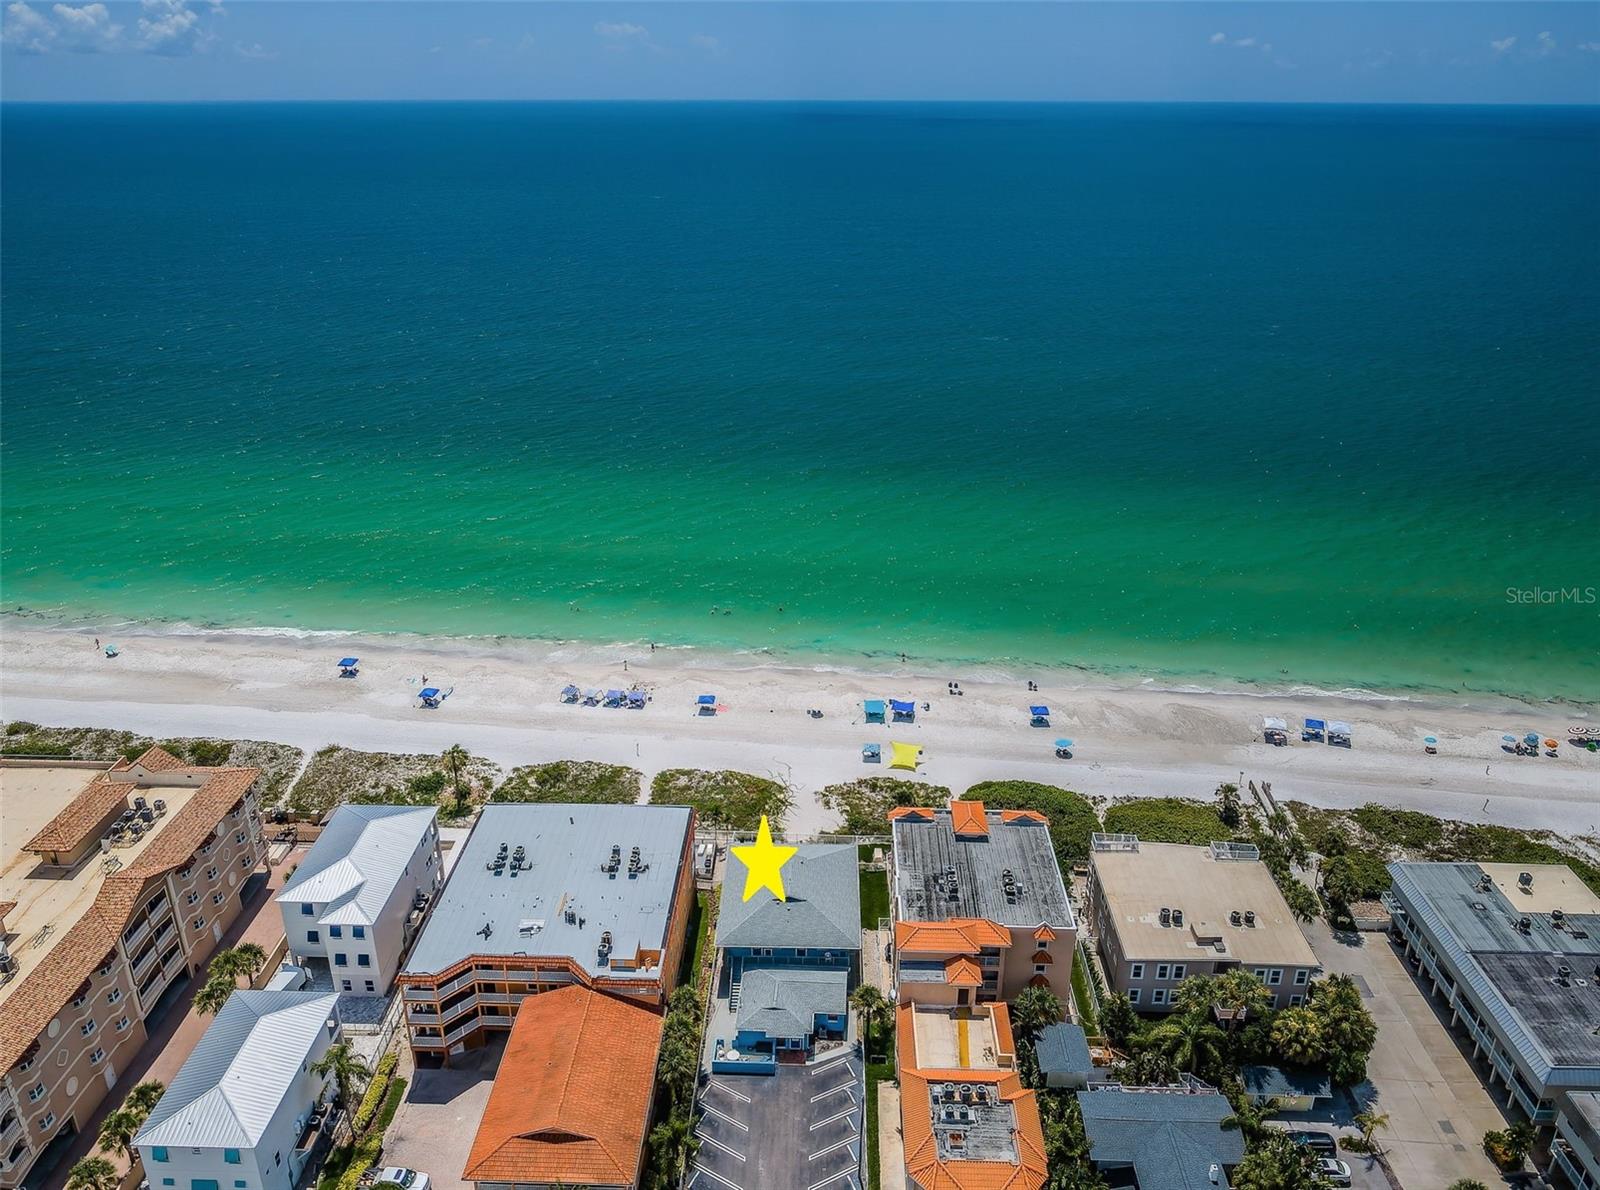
[276,805,437,926]
[137,991,340,1150]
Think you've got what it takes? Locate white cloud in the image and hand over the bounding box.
[594,20,646,39]
[233,39,273,60]
[1578,41,1600,53]
[689,32,720,52]
[1233,36,1256,48]
[1208,31,1225,45]
[1490,36,1517,54]
[3,0,219,54]
[1535,30,1557,56]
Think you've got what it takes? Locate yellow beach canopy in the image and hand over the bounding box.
[889,741,923,771]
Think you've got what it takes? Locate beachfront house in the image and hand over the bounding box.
[134,991,343,1190]
[712,844,859,1067]
[889,802,1077,1007]
[275,805,443,996]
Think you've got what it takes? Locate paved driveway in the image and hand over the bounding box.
[382,1038,504,1190]
[690,1055,864,1190]
[1303,920,1508,1189]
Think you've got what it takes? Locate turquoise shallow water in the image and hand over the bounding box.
[2,102,1597,700]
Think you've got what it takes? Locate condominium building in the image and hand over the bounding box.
[1086,836,1319,1012]
[1554,1091,1599,1190]
[276,805,443,996]
[889,802,1076,1007]
[135,991,343,1190]
[1386,861,1600,1124]
[0,749,268,1189]
[397,803,696,1063]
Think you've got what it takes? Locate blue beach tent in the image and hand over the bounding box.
[604,689,624,707]
[560,684,581,703]
[1303,717,1326,742]
[863,699,887,723]
[337,657,360,677]
[890,699,916,721]
[1030,705,1051,726]
[627,690,647,708]
[697,693,718,714]
[418,687,443,708]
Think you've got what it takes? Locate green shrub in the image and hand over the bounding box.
[1350,804,1445,851]
[1102,798,1241,846]
[495,761,641,804]
[290,746,499,819]
[651,769,792,830]
[353,1053,398,1133]
[963,781,1100,864]
[818,777,948,834]
[5,721,38,735]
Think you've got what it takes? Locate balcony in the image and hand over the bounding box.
[0,1114,23,1148]
[122,917,153,952]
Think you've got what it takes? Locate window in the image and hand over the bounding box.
[1155,964,1170,981]
[364,981,375,993]
[192,1179,220,1190]
[1252,968,1269,983]
[205,867,219,881]
[235,831,246,845]
[98,960,116,977]
[236,1182,248,1188]
[28,1083,45,1103]
[352,926,365,939]
[1034,965,1046,975]
[275,1153,282,1167]
[300,904,314,917]
[334,953,348,967]
[1293,969,1310,986]
[1289,994,1304,1008]
[107,988,122,1005]
[329,926,342,939]
[152,1147,170,1163]
[225,1149,241,1164]
[357,954,371,968]
[193,918,206,931]
[116,1017,131,1032]
[1129,964,1144,980]
[39,1114,55,1131]
[80,1019,97,1037]
[213,892,225,905]
[1267,969,1283,986]
[163,1180,175,1186]
[1152,988,1167,1005]
[239,855,251,869]
[187,892,200,906]
[1172,964,1186,980]
[307,931,319,945]
[794,948,808,958]
[1128,988,1141,1004]
[341,980,352,992]
[71,991,89,1009]
[17,1056,34,1073]
[89,1048,105,1065]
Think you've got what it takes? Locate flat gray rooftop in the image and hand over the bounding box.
[403,803,691,979]
[923,1081,1018,1164]
[1400,862,1600,956]
[894,810,1073,928]
[1474,952,1600,1067]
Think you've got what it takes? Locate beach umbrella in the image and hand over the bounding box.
[1524,732,1541,746]
[1423,735,1437,746]
[1055,738,1075,749]
[1501,734,1518,744]
[1544,738,1559,750]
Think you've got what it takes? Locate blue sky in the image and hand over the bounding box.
[3,2,1598,104]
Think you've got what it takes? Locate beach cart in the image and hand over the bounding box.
[1302,718,1326,743]
[1328,721,1353,748]
[1262,717,1289,746]
[863,699,887,724]
[890,699,917,723]
[1029,705,1051,727]
[337,657,360,678]
[418,687,444,709]
[862,743,882,764]
[697,693,718,716]
[560,684,581,703]
[1054,738,1075,760]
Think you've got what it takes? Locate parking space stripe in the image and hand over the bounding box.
[709,1080,753,1103]
[700,1103,750,1132]
[809,1107,857,1131]
[808,1168,858,1190]
[810,1082,855,1103]
[691,1163,745,1190]
[807,1137,858,1161]
[694,1130,747,1162]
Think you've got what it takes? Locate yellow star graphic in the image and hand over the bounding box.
[732,815,798,902]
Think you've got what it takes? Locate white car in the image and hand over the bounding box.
[374,1169,430,1190]
[1317,1157,1352,1187]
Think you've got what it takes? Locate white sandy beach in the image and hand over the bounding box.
[1,620,1595,838]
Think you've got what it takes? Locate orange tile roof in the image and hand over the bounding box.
[1027,974,1051,989]
[895,918,1012,955]
[463,987,663,1187]
[888,806,936,823]
[22,773,129,855]
[988,1002,1016,1060]
[950,801,989,837]
[0,757,260,1074]
[0,901,16,921]
[897,1004,1048,1190]
[1028,951,1053,965]
[130,745,188,771]
[943,956,983,986]
[1031,924,1057,943]
[998,810,1049,825]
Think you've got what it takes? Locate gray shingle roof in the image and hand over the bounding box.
[716,845,860,953]
[736,966,848,1040]
[1036,1022,1092,1075]
[277,805,436,926]
[1077,1088,1244,1190]
[137,991,340,1150]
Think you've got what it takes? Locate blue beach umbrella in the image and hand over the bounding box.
[1423,735,1437,746]
[1501,734,1517,744]
[1054,738,1074,749]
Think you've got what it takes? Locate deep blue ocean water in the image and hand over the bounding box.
[3,102,1597,699]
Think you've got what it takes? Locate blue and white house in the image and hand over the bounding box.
[713,844,859,1066]
[136,991,343,1190]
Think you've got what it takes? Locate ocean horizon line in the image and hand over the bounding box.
[6,98,1599,110]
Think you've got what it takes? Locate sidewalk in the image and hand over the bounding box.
[43,850,302,1190]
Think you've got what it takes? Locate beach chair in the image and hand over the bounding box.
[337,657,360,678]
[862,743,882,763]
[1029,705,1050,727]
[560,684,580,703]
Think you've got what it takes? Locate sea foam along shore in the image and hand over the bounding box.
[1,618,1595,838]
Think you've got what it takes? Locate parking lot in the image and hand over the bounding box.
[689,1054,864,1190]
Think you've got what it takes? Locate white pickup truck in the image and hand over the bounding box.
[367,1168,430,1190]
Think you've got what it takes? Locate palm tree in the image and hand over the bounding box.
[311,1042,371,1107]
[1269,1006,1326,1066]
[850,985,892,1050]
[97,1107,143,1160]
[1222,1096,1280,1144]
[441,744,470,811]
[1010,986,1065,1042]
[1353,1107,1390,1151]
[65,1157,119,1190]
[647,1113,700,1190]
[232,943,268,986]
[1146,1013,1225,1076]
[194,971,237,1016]
[126,1081,165,1116]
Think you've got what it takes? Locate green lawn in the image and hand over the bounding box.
[859,866,890,929]
[864,1060,893,1190]
[685,891,712,987]
[1070,950,1099,1033]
